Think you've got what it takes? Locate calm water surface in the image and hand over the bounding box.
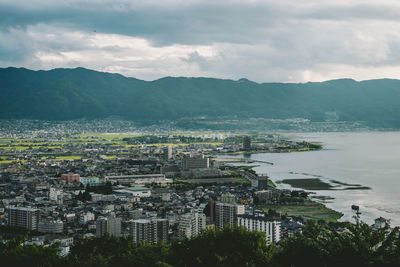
[239,132,400,226]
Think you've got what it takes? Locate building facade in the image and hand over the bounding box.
[80,212,95,224]
[38,220,64,234]
[163,146,173,160]
[243,136,251,150]
[7,206,40,231]
[237,214,281,244]
[182,154,210,169]
[258,175,269,190]
[129,218,168,244]
[79,177,100,185]
[49,187,63,204]
[215,202,245,229]
[96,213,121,238]
[221,192,236,204]
[61,173,80,183]
[178,212,206,239]
[106,174,171,186]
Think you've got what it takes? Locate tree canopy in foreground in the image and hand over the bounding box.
[0,221,399,267]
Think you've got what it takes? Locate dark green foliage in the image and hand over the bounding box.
[272,221,400,267]
[68,234,170,267]
[75,182,113,202]
[1,222,399,267]
[169,227,273,267]
[2,67,400,128]
[76,190,91,201]
[0,236,62,267]
[85,182,113,195]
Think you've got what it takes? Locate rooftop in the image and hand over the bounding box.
[126,186,151,191]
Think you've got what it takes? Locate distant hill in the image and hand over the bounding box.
[1,67,400,128]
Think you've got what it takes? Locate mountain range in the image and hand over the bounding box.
[1,67,400,128]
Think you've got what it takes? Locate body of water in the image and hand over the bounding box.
[239,132,400,226]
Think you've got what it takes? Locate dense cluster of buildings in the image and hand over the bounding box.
[0,131,323,256]
[1,166,287,256]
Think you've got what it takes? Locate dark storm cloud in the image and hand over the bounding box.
[0,1,284,46]
[1,1,400,45]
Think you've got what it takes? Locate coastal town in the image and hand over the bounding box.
[0,120,387,257]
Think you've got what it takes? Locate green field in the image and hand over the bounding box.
[262,201,343,222]
[76,133,143,139]
[54,155,82,161]
[277,178,371,191]
[0,146,30,151]
[0,159,28,164]
[277,178,336,190]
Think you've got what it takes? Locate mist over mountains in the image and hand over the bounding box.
[1,67,400,128]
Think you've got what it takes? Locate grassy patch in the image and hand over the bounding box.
[330,180,361,187]
[262,201,343,222]
[76,133,143,139]
[268,180,276,188]
[278,178,336,190]
[342,186,371,190]
[278,178,371,191]
[54,155,82,161]
[1,146,30,151]
[0,159,28,164]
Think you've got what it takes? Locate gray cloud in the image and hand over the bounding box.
[1,0,400,82]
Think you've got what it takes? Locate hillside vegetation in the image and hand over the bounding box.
[1,67,400,128]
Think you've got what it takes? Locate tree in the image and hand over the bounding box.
[271,221,400,267]
[169,227,274,267]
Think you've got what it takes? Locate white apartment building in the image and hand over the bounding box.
[178,212,206,239]
[237,214,281,244]
[79,212,95,224]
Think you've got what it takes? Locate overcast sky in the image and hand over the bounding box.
[1,0,400,82]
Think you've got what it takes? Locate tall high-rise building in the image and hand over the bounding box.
[129,218,168,244]
[178,212,206,239]
[215,202,245,229]
[237,214,281,244]
[258,175,269,190]
[96,213,121,238]
[243,136,251,150]
[206,199,215,223]
[7,206,40,231]
[163,146,173,160]
[155,219,169,243]
[130,219,157,244]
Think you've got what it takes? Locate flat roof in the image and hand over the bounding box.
[126,186,151,191]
